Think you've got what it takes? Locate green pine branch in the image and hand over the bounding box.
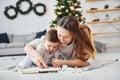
[50,0,85,28]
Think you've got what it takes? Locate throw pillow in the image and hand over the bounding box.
[35,30,46,38]
[0,33,9,43]
[8,34,14,42]
[94,40,107,53]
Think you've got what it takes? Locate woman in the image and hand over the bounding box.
[24,16,96,68]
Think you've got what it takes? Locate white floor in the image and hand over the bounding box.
[0,47,120,80]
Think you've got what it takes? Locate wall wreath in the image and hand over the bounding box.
[4,5,18,19]
[16,0,32,14]
[4,0,47,19]
[33,3,47,16]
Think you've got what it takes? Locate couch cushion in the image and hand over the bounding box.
[7,42,25,48]
[0,33,9,43]
[25,32,36,43]
[13,35,26,42]
[0,43,7,49]
[8,34,14,42]
[35,30,46,38]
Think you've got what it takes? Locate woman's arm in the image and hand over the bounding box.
[52,58,90,67]
[24,44,48,68]
[24,44,39,57]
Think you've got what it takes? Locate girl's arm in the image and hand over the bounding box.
[24,43,48,68]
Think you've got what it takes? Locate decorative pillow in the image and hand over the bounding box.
[94,40,107,53]
[35,30,46,38]
[0,33,9,43]
[7,34,14,42]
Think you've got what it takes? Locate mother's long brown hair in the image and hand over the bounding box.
[58,16,96,61]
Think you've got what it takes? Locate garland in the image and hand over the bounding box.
[33,3,47,16]
[16,0,32,14]
[4,5,18,19]
[4,0,47,19]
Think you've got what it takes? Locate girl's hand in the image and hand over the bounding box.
[33,54,48,68]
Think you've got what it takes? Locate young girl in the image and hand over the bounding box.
[18,29,62,68]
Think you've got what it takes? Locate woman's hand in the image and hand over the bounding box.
[51,58,62,67]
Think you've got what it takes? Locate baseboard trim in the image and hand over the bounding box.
[0,54,26,57]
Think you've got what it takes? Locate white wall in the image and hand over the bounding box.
[0,0,120,43]
[0,0,56,34]
[81,0,120,33]
[81,0,120,44]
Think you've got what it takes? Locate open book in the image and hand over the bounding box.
[19,67,61,74]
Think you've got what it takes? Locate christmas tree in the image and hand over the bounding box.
[50,0,85,27]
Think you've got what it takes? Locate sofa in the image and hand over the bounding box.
[0,30,46,56]
[0,29,106,56]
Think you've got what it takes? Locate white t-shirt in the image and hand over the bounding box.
[30,36,62,65]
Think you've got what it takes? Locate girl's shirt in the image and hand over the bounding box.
[36,42,62,65]
[30,36,62,65]
[29,36,75,60]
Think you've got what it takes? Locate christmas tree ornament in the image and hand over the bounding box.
[70,6,75,11]
[74,3,78,6]
[66,9,69,13]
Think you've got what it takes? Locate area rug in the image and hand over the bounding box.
[0,57,119,74]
